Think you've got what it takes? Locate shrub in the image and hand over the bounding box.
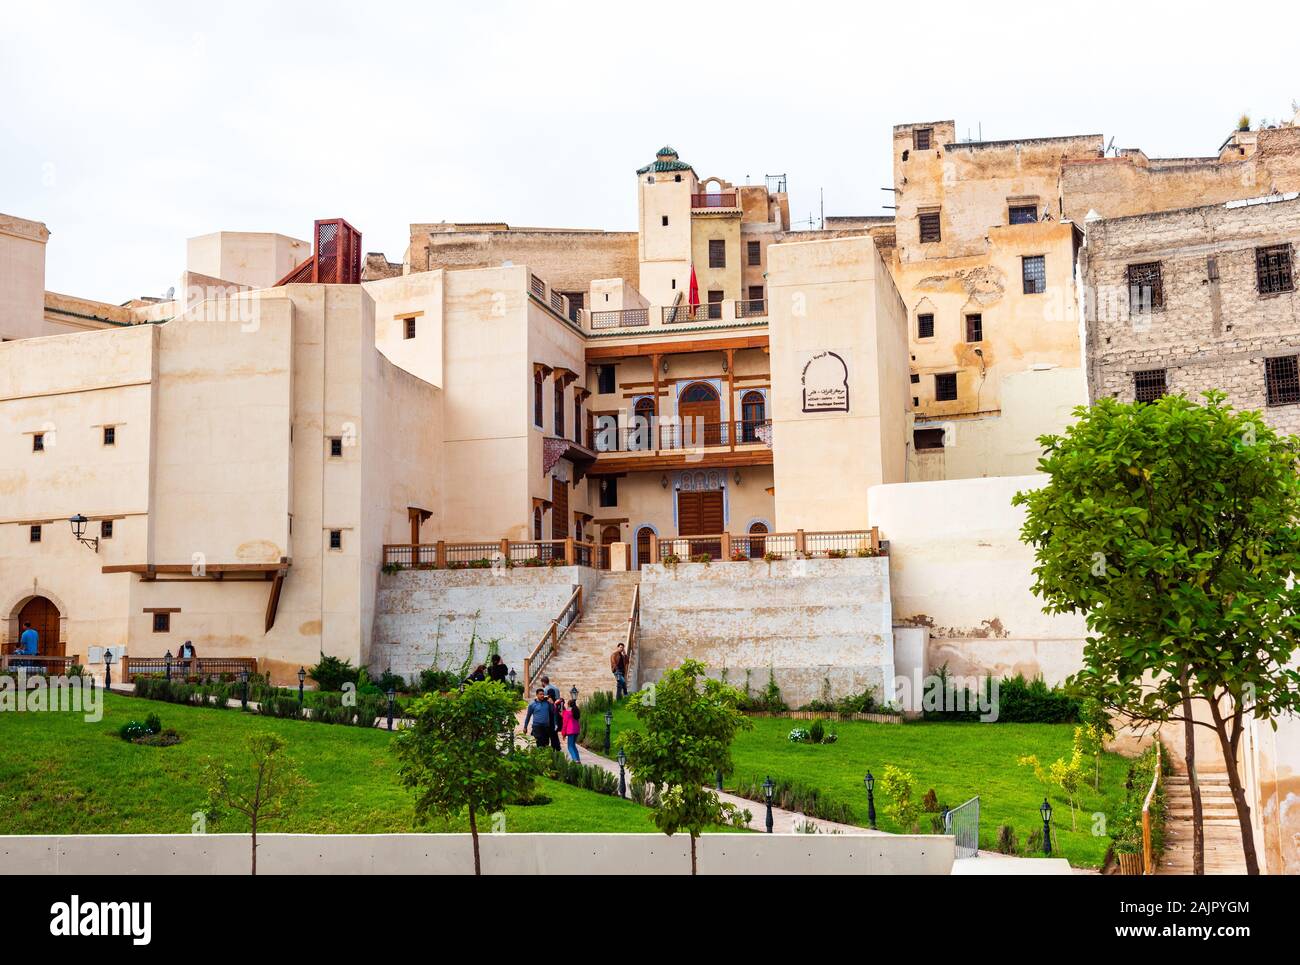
[763,550,782,562]
[534,749,620,796]
[739,668,787,713]
[307,652,359,692]
[690,553,712,564]
[373,669,407,693]
[788,727,811,743]
[1026,827,1044,854]
[630,776,660,808]
[921,788,940,813]
[417,667,461,693]
[808,719,825,744]
[996,824,1019,855]
[732,774,854,825]
[922,665,1080,723]
[576,691,615,750]
[879,764,920,833]
[827,549,848,559]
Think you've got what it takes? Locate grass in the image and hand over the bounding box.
[0,692,671,836]
[605,702,1131,867]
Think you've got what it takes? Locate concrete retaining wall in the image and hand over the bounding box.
[637,557,894,706]
[370,567,601,680]
[0,832,954,876]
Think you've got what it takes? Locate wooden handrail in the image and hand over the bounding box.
[624,583,640,683]
[1141,739,1163,874]
[523,585,583,691]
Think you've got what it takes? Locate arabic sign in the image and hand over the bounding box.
[800,350,850,413]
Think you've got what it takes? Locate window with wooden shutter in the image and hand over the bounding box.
[708,239,726,268]
[747,241,761,266]
[965,314,983,342]
[913,127,933,150]
[918,211,941,244]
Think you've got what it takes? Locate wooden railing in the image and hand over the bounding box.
[1142,739,1163,874]
[124,656,259,681]
[1,653,81,674]
[624,583,640,687]
[523,585,583,691]
[691,192,737,208]
[383,539,599,568]
[653,528,882,563]
[593,418,771,453]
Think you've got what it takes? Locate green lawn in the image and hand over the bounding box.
[0,693,667,836]
[604,702,1131,867]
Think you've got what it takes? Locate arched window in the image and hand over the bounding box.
[533,370,544,428]
[748,521,769,559]
[680,382,719,404]
[633,396,656,450]
[679,383,721,446]
[741,390,766,442]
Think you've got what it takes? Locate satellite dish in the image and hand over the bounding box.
[166,286,175,299]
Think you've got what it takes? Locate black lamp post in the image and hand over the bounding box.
[297,666,306,708]
[716,769,724,791]
[617,749,627,798]
[864,771,877,830]
[68,514,99,552]
[569,685,579,703]
[386,686,396,731]
[603,711,612,753]
[762,776,775,833]
[103,649,113,689]
[509,669,517,689]
[164,650,173,682]
[1040,797,1053,856]
[240,668,249,710]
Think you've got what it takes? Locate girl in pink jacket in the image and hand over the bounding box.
[561,700,582,762]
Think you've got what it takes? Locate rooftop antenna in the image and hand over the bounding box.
[820,187,824,229]
[1105,136,1115,156]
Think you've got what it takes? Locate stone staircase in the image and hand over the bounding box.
[1158,770,1248,875]
[540,572,640,699]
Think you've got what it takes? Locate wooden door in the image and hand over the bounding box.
[677,490,724,559]
[601,525,620,569]
[551,476,569,540]
[18,596,61,656]
[635,527,653,569]
[748,521,768,559]
[679,382,721,446]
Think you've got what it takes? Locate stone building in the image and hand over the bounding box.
[1083,193,1300,432]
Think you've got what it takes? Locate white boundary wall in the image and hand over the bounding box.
[2,832,953,876]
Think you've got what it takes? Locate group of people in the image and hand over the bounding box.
[522,675,582,762]
[464,653,512,685]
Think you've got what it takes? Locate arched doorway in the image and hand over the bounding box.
[17,596,62,656]
[601,525,620,569]
[632,396,656,450]
[679,382,721,446]
[747,521,769,559]
[635,526,654,569]
[741,390,766,442]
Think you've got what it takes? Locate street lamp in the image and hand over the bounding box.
[103,649,114,689]
[297,666,306,708]
[617,749,627,798]
[239,668,249,710]
[603,710,612,753]
[164,650,173,682]
[569,685,579,703]
[1040,797,1053,856]
[68,514,98,552]
[716,769,724,791]
[763,776,776,833]
[864,771,877,830]
[508,669,517,689]
[386,686,396,731]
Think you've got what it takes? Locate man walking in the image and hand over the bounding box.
[522,688,555,749]
[610,643,628,699]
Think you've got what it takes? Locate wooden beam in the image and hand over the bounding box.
[102,562,289,576]
[264,567,286,633]
[585,334,769,360]
[589,448,773,475]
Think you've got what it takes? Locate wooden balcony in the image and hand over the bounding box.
[691,192,738,210]
[649,528,883,563]
[383,538,599,569]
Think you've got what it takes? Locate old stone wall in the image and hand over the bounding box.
[637,557,895,707]
[371,567,600,680]
[1084,194,1300,433]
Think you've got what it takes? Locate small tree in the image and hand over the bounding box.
[393,680,534,875]
[878,764,920,833]
[205,732,309,875]
[1015,393,1300,874]
[1019,751,1086,830]
[618,660,752,874]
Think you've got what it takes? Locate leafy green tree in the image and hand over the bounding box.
[878,764,920,833]
[1019,750,1086,829]
[205,732,309,875]
[618,660,752,874]
[393,680,534,874]
[1014,393,1300,874]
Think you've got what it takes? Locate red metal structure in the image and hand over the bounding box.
[274,218,362,286]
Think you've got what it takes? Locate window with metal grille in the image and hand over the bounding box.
[1265,355,1300,406]
[103,425,116,446]
[599,477,618,507]
[1127,262,1165,312]
[965,314,983,342]
[1256,244,1294,295]
[152,612,170,633]
[534,370,544,427]
[597,364,615,395]
[32,433,44,452]
[29,525,41,543]
[329,437,343,458]
[1133,368,1167,403]
[914,127,933,150]
[709,239,726,268]
[404,316,416,339]
[914,427,945,450]
[917,313,935,338]
[919,212,941,244]
[1008,204,1037,225]
[101,519,113,539]
[1022,255,1046,294]
[747,240,761,266]
[935,372,958,401]
[329,529,343,550]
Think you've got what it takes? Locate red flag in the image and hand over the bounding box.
[687,266,699,307]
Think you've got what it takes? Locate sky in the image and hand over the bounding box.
[1,0,1296,303]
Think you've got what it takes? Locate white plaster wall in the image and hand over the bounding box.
[638,556,894,705]
[0,832,954,876]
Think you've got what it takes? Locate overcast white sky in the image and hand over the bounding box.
[2,0,1295,303]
